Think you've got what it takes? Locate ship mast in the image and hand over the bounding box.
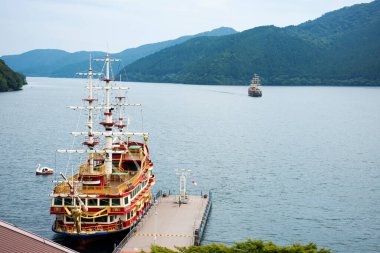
[62,53,147,177]
[98,53,124,177]
[88,58,95,173]
[103,53,114,177]
[115,95,127,143]
[81,55,99,173]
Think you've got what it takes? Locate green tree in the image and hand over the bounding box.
[0,59,27,92]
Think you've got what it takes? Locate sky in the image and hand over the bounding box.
[0,0,374,56]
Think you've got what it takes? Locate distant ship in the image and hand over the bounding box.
[248,74,262,97]
[50,54,155,238]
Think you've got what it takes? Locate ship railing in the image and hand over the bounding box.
[80,186,121,195]
[53,171,142,195]
[124,152,142,160]
[54,185,119,195]
[53,174,79,193]
[119,171,141,189]
[79,164,106,174]
[55,222,120,234]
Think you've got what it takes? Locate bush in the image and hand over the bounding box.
[150,240,331,253]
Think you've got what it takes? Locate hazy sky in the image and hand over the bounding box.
[0,0,373,56]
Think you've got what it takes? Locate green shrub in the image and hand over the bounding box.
[150,240,331,253]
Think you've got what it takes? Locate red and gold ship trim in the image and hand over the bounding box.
[50,141,155,236]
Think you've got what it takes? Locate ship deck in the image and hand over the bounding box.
[53,170,141,196]
[114,195,210,253]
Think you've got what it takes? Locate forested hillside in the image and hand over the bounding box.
[1,27,236,78]
[121,0,380,86]
[0,60,26,92]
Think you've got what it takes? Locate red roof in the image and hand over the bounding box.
[0,220,77,253]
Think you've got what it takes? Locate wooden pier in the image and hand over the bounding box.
[114,192,212,253]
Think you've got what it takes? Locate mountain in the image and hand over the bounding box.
[121,0,380,86]
[1,49,105,77]
[0,59,27,92]
[116,27,237,65]
[0,27,237,78]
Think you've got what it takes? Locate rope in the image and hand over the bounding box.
[140,108,144,132]
[64,90,83,177]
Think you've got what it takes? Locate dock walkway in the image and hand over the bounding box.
[114,194,211,253]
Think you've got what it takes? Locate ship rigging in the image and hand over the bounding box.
[50,53,155,237]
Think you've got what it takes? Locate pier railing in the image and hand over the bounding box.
[113,195,156,253]
[113,225,138,253]
[194,191,212,246]
[154,190,163,201]
[113,190,212,252]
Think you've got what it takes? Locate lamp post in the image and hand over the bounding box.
[175,169,192,204]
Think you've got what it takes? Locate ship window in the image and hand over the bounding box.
[99,198,109,206]
[95,216,107,223]
[82,218,94,223]
[123,161,140,171]
[64,198,73,206]
[75,198,85,206]
[88,199,98,206]
[54,198,63,206]
[124,197,129,206]
[112,198,121,206]
[109,216,114,222]
[112,160,119,168]
[65,216,73,222]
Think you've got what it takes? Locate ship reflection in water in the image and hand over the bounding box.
[53,233,125,253]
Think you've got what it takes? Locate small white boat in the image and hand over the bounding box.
[36,164,54,175]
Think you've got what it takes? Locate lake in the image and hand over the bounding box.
[0,77,379,253]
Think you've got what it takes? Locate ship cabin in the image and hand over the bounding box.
[53,141,152,195]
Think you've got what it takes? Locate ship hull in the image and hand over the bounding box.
[51,199,153,238]
[52,225,131,238]
[36,171,54,175]
[248,90,262,97]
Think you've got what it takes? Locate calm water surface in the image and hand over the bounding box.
[0,77,379,253]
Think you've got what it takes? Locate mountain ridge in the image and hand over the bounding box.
[120,0,380,86]
[1,27,237,78]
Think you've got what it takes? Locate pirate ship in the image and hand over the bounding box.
[248,74,262,97]
[50,54,155,237]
